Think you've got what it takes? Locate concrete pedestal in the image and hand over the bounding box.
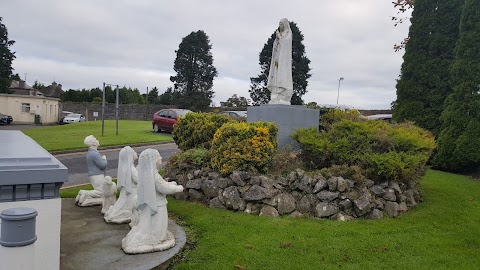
[247,105,319,148]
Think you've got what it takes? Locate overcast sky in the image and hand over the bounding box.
[3,0,411,109]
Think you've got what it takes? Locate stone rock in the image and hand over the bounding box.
[287,171,297,185]
[295,168,305,179]
[291,191,303,201]
[398,195,407,203]
[209,197,226,209]
[316,191,340,202]
[389,181,401,193]
[346,179,355,189]
[250,176,262,186]
[208,172,221,180]
[217,178,229,189]
[328,177,338,191]
[313,178,328,193]
[375,198,385,210]
[187,173,194,180]
[398,202,408,213]
[337,177,348,192]
[176,174,187,185]
[346,190,361,201]
[369,185,386,196]
[186,178,203,189]
[277,193,296,215]
[405,189,417,207]
[222,186,242,210]
[365,179,375,188]
[194,169,201,178]
[174,191,189,200]
[315,203,339,218]
[379,181,389,188]
[297,175,313,193]
[238,200,246,211]
[275,176,289,187]
[245,203,260,215]
[260,176,274,188]
[242,185,268,201]
[339,199,353,211]
[296,196,312,214]
[312,173,326,186]
[368,209,383,220]
[383,189,397,202]
[188,189,206,202]
[259,205,279,217]
[353,195,372,216]
[238,185,251,195]
[230,171,246,186]
[201,180,220,198]
[384,201,399,217]
[332,212,353,221]
[289,211,303,218]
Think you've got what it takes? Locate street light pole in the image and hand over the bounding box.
[337,77,344,105]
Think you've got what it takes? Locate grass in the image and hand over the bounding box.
[60,169,480,269]
[22,120,173,151]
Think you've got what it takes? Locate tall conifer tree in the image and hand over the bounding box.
[0,17,16,94]
[393,0,464,135]
[432,0,480,171]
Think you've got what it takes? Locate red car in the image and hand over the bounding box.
[152,109,192,133]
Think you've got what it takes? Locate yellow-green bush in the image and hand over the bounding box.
[172,112,234,151]
[210,121,278,175]
[320,109,364,131]
[292,120,435,186]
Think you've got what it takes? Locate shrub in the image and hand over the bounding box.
[210,121,278,175]
[292,120,435,186]
[172,112,234,151]
[320,109,364,131]
[165,148,210,177]
[319,165,367,185]
[269,145,304,176]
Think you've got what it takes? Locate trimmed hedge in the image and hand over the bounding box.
[210,121,278,175]
[292,120,435,186]
[172,112,234,151]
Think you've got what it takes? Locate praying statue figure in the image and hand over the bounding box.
[267,18,293,105]
[101,176,117,214]
[104,146,139,223]
[76,135,111,207]
[122,148,184,254]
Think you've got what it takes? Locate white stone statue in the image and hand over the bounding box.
[267,18,293,105]
[76,135,112,207]
[122,149,184,254]
[101,176,117,214]
[104,146,139,223]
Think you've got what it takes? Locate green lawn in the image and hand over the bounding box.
[61,170,480,269]
[22,120,173,151]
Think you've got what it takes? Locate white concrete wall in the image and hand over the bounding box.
[0,198,61,270]
[0,94,60,124]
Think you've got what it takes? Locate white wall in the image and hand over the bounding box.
[0,94,60,124]
[0,198,61,270]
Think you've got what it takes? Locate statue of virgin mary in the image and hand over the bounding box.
[267,18,293,105]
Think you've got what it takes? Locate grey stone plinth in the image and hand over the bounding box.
[0,131,68,202]
[247,105,319,148]
[0,207,38,247]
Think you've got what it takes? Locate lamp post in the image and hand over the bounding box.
[336,77,344,105]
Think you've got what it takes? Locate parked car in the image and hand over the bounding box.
[62,113,86,124]
[152,109,192,133]
[0,113,13,125]
[366,114,393,122]
[219,111,247,119]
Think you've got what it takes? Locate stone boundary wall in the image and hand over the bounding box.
[60,102,390,121]
[168,168,420,220]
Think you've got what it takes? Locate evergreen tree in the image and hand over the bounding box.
[432,0,480,171]
[249,21,311,105]
[32,80,45,90]
[170,30,217,111]
[158,87,177,105]
[220,94,250,107]
[0,17,16,94]
[393,0,464,135]
[147,87,159,104]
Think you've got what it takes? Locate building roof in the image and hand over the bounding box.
[38,82,64,98]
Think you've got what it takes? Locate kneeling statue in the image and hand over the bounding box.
[122,149,183,254]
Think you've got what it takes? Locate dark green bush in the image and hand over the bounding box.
[172,112,234,151]
[165,148,210,177]
[292,120,435,186]
[319,165,367,185]
[210,121,278,175]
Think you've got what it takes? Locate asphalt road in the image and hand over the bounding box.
[56,143,179,187]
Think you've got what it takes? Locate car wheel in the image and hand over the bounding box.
[153,123,160,133]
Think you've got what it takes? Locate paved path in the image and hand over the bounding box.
[60,199,186,270]
[56,143,179,187]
